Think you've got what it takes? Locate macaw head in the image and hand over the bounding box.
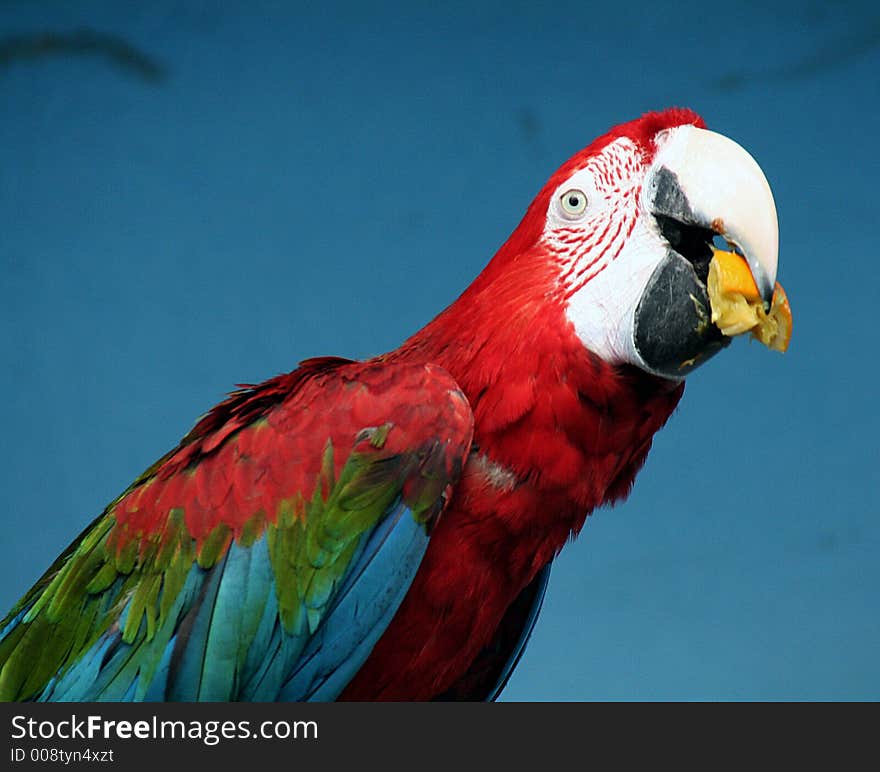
[494,108,789,380]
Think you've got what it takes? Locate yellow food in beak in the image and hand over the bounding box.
[707,248,792,352]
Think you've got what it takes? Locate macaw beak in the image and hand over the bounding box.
[652,125,779,302]
[633,125,791,378]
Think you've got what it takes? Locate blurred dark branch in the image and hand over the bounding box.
[715,18,880,91]
[0,28,167,83]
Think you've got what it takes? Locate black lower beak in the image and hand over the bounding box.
[633,250,729,378]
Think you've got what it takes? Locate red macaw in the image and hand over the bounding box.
[0,108,790,701]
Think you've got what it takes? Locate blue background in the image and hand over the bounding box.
[1,1,877,700]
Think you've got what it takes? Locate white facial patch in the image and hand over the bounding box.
[564,219,669,367]
[542,137,669,371]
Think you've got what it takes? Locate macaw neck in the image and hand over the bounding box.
[392,248,685,550]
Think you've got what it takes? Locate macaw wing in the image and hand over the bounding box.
[0,357,473,702]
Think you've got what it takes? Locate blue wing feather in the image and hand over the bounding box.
[24,497,429,702]
[278,498,429,700]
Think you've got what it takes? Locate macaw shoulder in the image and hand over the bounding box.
[111,356,475,545]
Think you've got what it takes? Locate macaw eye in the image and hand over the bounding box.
[560,189,588,218]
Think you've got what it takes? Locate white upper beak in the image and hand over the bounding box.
[649,125,779,303]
